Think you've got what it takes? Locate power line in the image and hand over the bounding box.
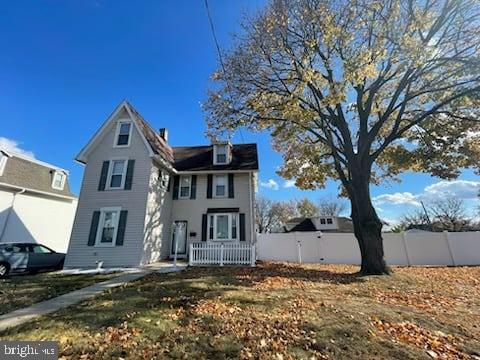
[204,0,245,143]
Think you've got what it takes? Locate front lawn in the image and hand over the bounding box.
[0,272,118,315]
[2,263,479,359]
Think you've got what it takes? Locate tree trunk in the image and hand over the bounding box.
[348,177,391,275]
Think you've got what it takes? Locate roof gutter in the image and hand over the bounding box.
[152,155,177,174]
[0,182,77,201]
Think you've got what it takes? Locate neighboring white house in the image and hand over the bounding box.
[0,150,77,253]
[285,216,354,233]
[64,100,259,268]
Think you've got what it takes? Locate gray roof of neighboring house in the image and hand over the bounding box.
[173,144,259,172]
[0,152,76,199]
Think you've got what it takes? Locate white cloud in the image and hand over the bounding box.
[373,192,421,206]
[283,180,296,188]
[0,137,35,158]
[260,179,279,190]
[373,180,480,207]
[422,180,480,200]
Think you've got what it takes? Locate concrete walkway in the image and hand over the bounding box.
[0,265,185,333]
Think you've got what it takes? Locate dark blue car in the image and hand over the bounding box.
[0,243,65,277]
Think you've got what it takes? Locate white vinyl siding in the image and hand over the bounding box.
[171,172,255,246]
[65,107,152,268]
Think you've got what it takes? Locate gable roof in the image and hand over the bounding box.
[75,100,174,165]
[288,218,317,232]
[76,100,258,172]
[0,152,76,199]
[125,101,174,164]
[173,144,259,172]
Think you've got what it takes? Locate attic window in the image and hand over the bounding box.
[52,171,66,190]
[115,122,132,147]
[214,144,229,165]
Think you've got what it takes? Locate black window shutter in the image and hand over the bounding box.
[98,161,109,191]
[201,214,207,242]
[124,160,135,190]
[228,174,234,198]
[207,174,213,199]
[116,210,128,246]
[167,174,171,192]
[87,211,101,246]
[190,175,197,199]
[173,175,180,199]
[239,213,246,241]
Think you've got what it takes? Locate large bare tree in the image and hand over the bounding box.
[204,0,480,274]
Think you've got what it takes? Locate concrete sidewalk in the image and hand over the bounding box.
[0,265,185,333]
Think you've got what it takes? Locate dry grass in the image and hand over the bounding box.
[0,272,118,315]
[2,262,479,359]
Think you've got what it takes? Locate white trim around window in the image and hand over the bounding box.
[207,213,239,242]
[179,175,192,199]
[213,144,229,165]
[113,120,132,148]
[106,158,128,190]
[213,174,228,198]
[95,206,122,247]
[95,207,121,247]
[51,170,67,190]
[0,152,8,176]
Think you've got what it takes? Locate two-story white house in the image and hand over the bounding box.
[64,101,258,268]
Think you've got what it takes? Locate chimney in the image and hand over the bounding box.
[159,128,168,142]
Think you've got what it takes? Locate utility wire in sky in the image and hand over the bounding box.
[204,0,245,143]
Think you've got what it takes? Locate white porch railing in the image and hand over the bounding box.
[189,243,256,267]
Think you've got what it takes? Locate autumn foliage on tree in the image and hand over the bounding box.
[204,0,480,274]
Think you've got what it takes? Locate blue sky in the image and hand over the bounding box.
[0,0,478,225]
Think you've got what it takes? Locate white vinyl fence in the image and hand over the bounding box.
[189,243,256,266]
[257,231,480,266]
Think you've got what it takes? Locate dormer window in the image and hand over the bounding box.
[213,144,229,165]
[0,152,7,176]
[52,171,66,190]
[114,121,132,147]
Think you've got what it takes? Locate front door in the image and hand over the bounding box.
[171,221,187,256]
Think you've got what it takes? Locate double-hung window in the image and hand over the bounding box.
[214,175,227,197]
[115,122,132,147]
[95,207,121,247]
[214,144,228,165]
[208,213,239,241]
[179,175,191,198]
[108,160,127,189]
[52,171,66,190]
[327,218,333,224]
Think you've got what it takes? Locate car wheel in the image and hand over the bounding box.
[0,262,10,278]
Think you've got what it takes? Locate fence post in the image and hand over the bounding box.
[295,232,302,264]
[402,232,411,266]
[250,245,256,267]
[220,244,224,266]
[444,231,456,266]
[188,244,193,266]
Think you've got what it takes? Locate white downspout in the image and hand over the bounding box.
[0,188,26,242]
